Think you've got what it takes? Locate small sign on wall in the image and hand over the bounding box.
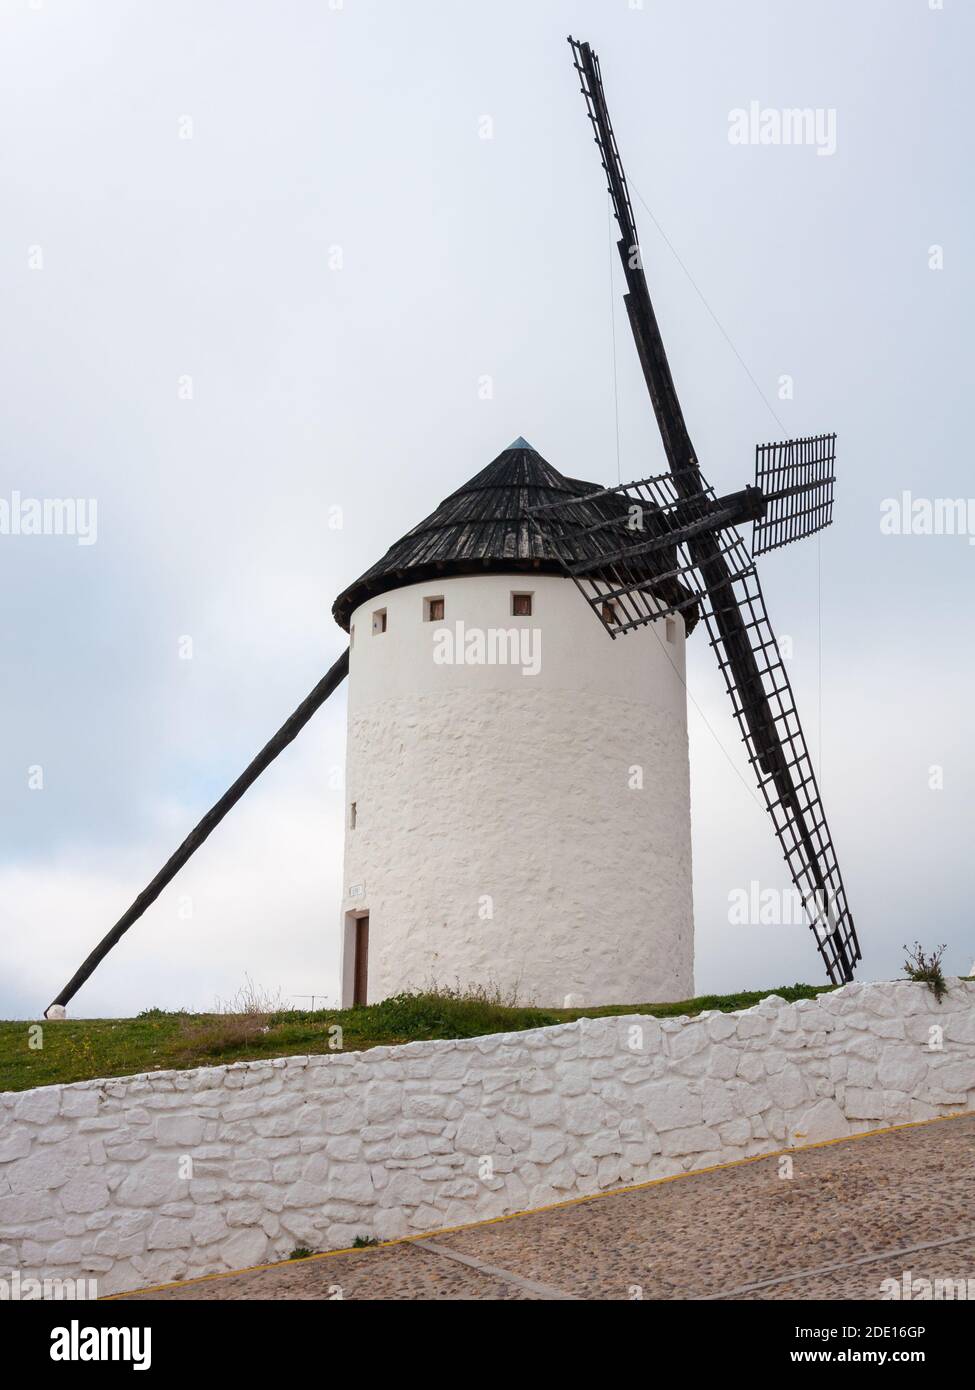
[347,883,365,899]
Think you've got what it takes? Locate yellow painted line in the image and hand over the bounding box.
[103,1107,973,1300]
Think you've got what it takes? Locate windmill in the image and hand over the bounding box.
[526,38,861,984]
[43,37,860,1019]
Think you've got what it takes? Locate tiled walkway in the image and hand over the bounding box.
[119,1114,975,1301]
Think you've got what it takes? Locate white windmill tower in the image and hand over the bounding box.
[330,439,696,1008]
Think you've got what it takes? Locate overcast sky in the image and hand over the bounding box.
[1,0,972,1019]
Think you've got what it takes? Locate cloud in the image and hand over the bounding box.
[0,744,345,1020]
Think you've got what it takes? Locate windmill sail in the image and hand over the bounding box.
[700,554,857,983]
[752,433,836,556]
[554,37,861,983]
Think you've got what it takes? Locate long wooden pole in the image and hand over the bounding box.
[45,647,350,1016]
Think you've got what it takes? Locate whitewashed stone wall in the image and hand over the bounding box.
[1,980,974,1297]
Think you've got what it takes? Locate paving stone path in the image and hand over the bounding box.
[119,1114,975,1301]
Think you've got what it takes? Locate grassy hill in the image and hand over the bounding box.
[0,984,836,1094]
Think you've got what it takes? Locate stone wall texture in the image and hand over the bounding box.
[2,979,974,1297]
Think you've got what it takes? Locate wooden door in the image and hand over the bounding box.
[353,916,369,1006]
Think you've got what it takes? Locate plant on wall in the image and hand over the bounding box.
[902,942,949,1003]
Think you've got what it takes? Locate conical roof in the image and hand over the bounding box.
[331,438,697,632]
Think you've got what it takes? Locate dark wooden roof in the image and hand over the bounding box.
[331,439,698,633]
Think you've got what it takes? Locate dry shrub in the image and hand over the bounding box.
[174,975,287,1058]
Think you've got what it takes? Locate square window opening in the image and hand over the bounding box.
[424,596,445,622]
[372,608,387,635]
[512,592,533,617]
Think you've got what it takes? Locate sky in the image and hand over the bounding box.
[1,0,972,1019]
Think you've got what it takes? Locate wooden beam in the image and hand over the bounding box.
[45,646,351,1016]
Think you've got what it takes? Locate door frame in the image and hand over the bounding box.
[353,914,369,1006]
[342,909,370,1007]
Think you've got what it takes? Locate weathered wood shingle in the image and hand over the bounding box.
[332,439,697,632]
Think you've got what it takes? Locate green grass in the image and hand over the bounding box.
[0,984,836,1094]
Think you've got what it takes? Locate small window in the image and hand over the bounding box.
[666,617,678,644]
[424,596,445,622]
[372,609,387,635]
[349,801,357,830]
[601,600,617,625]
[512,593,532,616]
[350,624,355,647]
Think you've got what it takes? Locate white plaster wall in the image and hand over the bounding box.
[340,573,694,1008]
[1,981,973,1297]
